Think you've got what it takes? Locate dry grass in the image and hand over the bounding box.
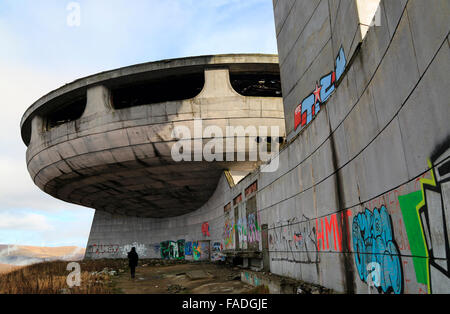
[0,259,128,294]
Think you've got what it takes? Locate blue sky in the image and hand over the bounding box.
[0,0,278,248]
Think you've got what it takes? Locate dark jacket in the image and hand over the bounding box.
[128,248,139,267]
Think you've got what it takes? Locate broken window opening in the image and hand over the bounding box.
[46,97,86,130]
[111,73,205,110]
[230,74,282,97]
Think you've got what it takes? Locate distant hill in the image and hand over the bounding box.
[0,263,22,274]
[0,245,85,269]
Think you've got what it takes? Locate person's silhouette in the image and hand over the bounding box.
[127,247,139,279]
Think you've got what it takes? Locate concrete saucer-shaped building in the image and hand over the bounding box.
[20,54,285,219]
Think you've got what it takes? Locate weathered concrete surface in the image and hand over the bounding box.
[240,269,333,294]
[22,55,285,217]
[20,54,281,145]
[266,0,450,294]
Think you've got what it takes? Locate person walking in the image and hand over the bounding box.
[127,247,139,279]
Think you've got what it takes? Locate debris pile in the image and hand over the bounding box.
[167,284,186,294]
[90,267,118,277]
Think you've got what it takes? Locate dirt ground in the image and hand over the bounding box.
[112,262,257,294]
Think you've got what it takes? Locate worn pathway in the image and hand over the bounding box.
[112,262,256,294]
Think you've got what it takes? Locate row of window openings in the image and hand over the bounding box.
[45,75,282,131]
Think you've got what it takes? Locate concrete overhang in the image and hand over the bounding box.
[20,54,280,146]
[21,54,285,218]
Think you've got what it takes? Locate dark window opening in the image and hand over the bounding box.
[232,256,244,266]
[112,73,205,110]
[230,74,282,97]
[46,97,86,130]
[276,137,285,144]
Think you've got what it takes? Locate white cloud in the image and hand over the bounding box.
[0,212,52,231]
[0,156,88,212]
[0,60,92,213]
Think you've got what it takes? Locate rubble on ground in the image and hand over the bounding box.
[90,267,118,277]
[167,284,186,293]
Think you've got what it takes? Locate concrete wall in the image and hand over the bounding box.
[85,171,263,262]
[85,0,450,294]
[267,0,449,294]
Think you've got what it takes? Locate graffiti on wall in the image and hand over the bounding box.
[294,47,346,131]
[160,239,186,260]
[202,222,210,237]
[212,242,225,261]
[177,239,185,260]
[316,210,352,252]
[224,184,261,251]
[120,242,147,257]
[223,203,234,250]
[352,206,403,294]
[237,216,248,248]
[185,241,193,256]
[269,216,319,264]
[87,243,147,257]
[87,244,119,255]
[245,181,258,197]
[243,271,261,287]
[247,213,261,244]
[399,157,450,294]
[160,241,177,260]
[191,241,210,261]
[193,241,201,260]
[269,157,448,294]
[245,191,260,251]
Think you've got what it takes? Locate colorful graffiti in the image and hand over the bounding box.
[212,242,225,261]
[247,213,261,243]
[269,157,448,294]
[294,47,346,131]
[160,241,177,260]
[237,217,248,248]
[224,203,234,249]
[199,241,211,261]
[243,271,261,287]
[352,206,403,294]
[316,210,352,252]
[177,239,185,260]
[193,241,201,260]
[202,222,210,237]
[160,240,186,260]
[224,218,235,249]
[185,241,193,256]
[224,196,261,250]
[399,158,450,294]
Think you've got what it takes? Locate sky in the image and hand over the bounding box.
[0,0,278,248]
